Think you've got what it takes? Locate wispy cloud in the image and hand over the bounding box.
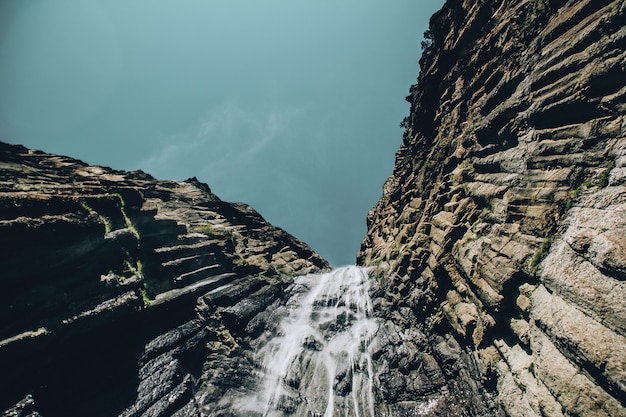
[136,101,302,186]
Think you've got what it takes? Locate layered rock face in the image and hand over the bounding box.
[0,142,328,416]
[359,0,626,416]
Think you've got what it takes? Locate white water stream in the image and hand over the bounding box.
[236,266,381,417]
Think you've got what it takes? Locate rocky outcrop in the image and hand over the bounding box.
[359,0,626,416]
[0,142,328,417]
[3,1,626,415]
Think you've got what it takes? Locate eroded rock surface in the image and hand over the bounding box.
[359,0,626,415]
[3,1,626,416]
[0,142,328,417]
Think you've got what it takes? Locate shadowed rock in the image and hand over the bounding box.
[0,142,328,416]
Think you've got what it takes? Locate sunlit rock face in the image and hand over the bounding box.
[0,142,328,416]
[359,0,626,416]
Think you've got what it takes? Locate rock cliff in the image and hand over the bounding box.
[0,142,328,416]
[359,0,626,416]
[3,1,626,416]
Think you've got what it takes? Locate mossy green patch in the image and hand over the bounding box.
[529,236,553,275]
[597,161,615,188]
[190,223,215,235]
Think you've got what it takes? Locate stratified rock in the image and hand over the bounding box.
[0,142,328,417]
[359,0,626,416]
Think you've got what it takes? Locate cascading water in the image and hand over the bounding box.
[234,266,381,417]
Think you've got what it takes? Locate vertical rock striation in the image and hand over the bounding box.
[359,0,626,415]
[0,142,328,416]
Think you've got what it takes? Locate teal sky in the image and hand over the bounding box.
[0,0,444,266]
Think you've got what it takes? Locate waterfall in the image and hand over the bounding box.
[235,266,380,417]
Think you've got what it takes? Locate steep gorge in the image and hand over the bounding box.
[359,0,626,415]
[2,0,626,416]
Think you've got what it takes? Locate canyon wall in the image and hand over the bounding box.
[359,0,626,415]
[3,1,626,416]
[0,142,328,416]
